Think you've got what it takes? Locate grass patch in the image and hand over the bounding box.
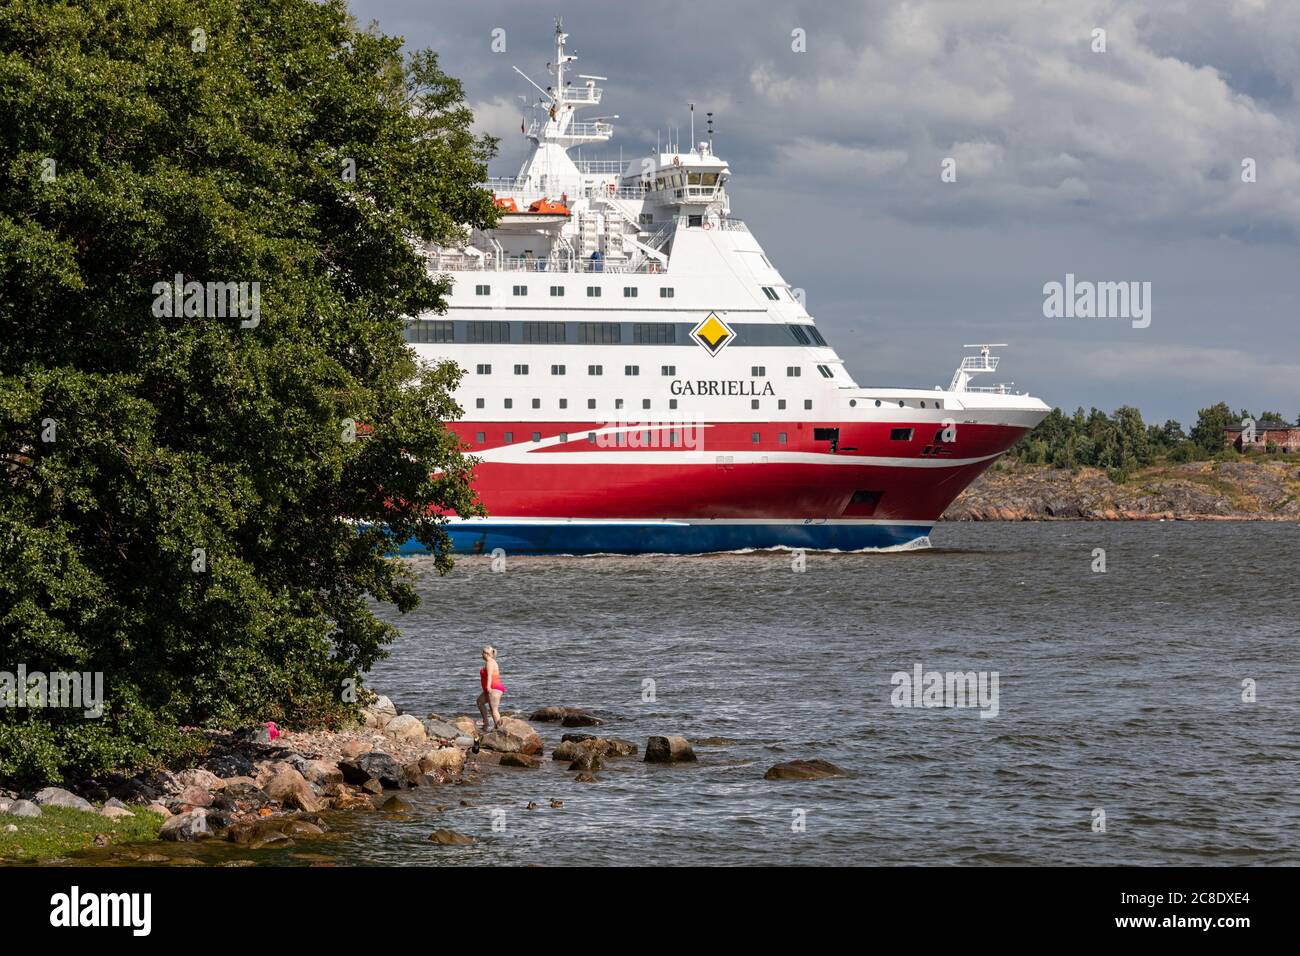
[0,805,165,863]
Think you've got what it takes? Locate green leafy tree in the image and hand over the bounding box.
[0,0,496,784]
[1190,402,1236,453]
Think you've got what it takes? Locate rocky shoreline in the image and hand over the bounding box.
[946,459,1300,521]
[3,696,802,861]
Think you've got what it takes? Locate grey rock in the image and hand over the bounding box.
[645,735,697,764]
[32,787,94,812]
[421,718,463,741]
[159,808,212,841]
[4,799,41,818]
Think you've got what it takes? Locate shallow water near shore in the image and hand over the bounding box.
[73,521,1300,867]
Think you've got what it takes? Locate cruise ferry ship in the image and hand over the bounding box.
[402,22,1049,554]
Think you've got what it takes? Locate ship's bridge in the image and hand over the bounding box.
[637,144,729,208]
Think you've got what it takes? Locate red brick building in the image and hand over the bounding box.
[1224,421,1300,452]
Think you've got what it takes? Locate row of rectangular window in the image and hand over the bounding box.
[478,364,827,379]
[408,320,825,348]
[480,285,677,298]
[478,364,679,376]
[474,397,816,411]
[472,430,793,446]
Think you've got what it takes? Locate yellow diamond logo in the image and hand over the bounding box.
[691,312,735,356]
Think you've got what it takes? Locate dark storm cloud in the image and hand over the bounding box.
[354,0,1300,423]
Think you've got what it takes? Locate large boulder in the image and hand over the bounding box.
[4,799,41,818]
[383,714,427,743]
[499,753,541,769]
[450,715,479,737]
[419,748,467,776]
[176,768,225,791]
[530,706,601,726]
[174,785,214,808]
[644,736,697,764]
[763,759,847,781]
[421,718,463,742]
[31,787,94,812]
[494,717,543,755]
[568,750,603,773]
[159,808,212,842]
[202,753,254,779]
[101,805,136,820]
[301,760,344,792]
[428,828,474,845]
[529,706,567,722]
[339,752,405,790]
[561,710,602,727]
[262,766,324,812]
[479,730,521,754]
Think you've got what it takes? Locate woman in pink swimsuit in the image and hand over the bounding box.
[477,645,505,732]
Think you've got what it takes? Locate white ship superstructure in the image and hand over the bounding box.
[401,22,1049,554]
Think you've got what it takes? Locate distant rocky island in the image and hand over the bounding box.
[946,458,1300,521]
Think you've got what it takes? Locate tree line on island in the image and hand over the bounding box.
[1006,402,1297,480]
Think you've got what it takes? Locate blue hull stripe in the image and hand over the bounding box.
[391,521,932,555]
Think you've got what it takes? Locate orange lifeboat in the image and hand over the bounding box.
[527,197,570,216]
[493,196,518,213]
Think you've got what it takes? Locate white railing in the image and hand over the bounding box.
[559,86,602,103]
[527,120,613,139]
[574,159,625,174]
[428,254,665,275]
[959,355,999,372]
[965,383,1013,394]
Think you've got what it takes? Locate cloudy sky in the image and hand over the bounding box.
[354,0,1300,426]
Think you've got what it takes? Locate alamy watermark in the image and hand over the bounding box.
[890,663,999,718]
[1042,273,1151,329]
[151,273,260,328]
[594,420,704,450]
[1,665,104,718]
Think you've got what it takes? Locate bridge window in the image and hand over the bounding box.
[817,365,833,379]
[788,325,811,345]
[579,322,620,344]
[808,327,827,346]
[761,286,779,301]
[634,323,675,344]
[468,322,509,344]
[523,322,566,344]
[406,319,453,343]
